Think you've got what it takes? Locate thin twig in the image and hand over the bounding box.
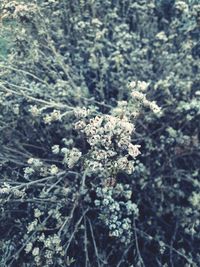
[88,218,102,267]
[84,216,90,267]
[0,83,73,109]
[133,219,146,267]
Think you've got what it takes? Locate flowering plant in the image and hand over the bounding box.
[0,0,199,266]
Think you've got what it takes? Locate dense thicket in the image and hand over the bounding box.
[0,1,199,266]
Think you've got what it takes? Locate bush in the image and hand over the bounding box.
[0,0,199,266]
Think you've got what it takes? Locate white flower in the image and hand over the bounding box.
[127,201,139,216]
[189,192,200,207]
[27,158,34,164]
[90,116,103,128]
[35,256,40,264]
[44,110,61,124]
[76,21,86,29]
[122,222,130,230]
[48,0,57,3]
[44,238,52,249]
[149,101,162,114]
[52,234,61,245]
[137,81,149,91]
[74,120,86,130]
[111,230,120,237]
[84,125,97,136]
[34,208,42,218]
[128,81,136,89]
[74,107,89,118]
[32,247,39,256]
[116,156,128,169]
[118,101,128,107]
[118,138,129,150]
[51,110,61,121]
[94,200,101,206]
[61,147,69,154]
[24,167,34,179]
[88,135,101,146]
[95,29,106,40]
[118,120,134,134]
[91,149,108,161]
[124,190,132,200]
[45,249,53,259]
[27,158,42,167]
[110,224,116,229]
[27,219,38,233]
[131,91,146,101]
[103,198,110,206]
[91,18,103,27]
[44,114,52,124]
[107,150,117,157]
[25,242,33,254]
[63,148,82,168]
[52,145,60,154]
[0,183,11,194]
[127,161,135,174]
[128,144,141,158]
[155,31,168,42]
[29,105,41,117]
[87,160,103,172]
[50,165,59,175]
[38,233,45,242]
[175,1,189,13]
[100,135,112,148]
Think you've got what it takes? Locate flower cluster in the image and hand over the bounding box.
[26,233,64,266]
[44,110,61,124]
[75,114,140,176]
[0,183,25,200]
[24,158,60,179]
[25,231,64,266]
[24,207,65,266]
[95,183,138,244]
[29,105,41,117]
[129,81,162,114]
[1,1,37,20]
[61,147,82,169]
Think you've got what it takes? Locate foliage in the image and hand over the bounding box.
[0,0,199,266]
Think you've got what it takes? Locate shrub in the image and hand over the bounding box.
[0,0,199,266]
